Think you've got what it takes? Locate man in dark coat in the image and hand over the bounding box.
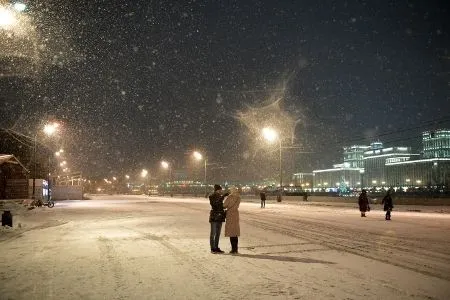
[358,189,370,217]
[259,191,266,208]
[381,190,394,220]
[209,184,229,253]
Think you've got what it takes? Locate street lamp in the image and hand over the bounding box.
[359,169,365,190]
[262,127,283,202]
[0,6,17,29]
[161,160,173,196]
[161,161,172,181]
[193,151,207,196]
[32,122,60,200]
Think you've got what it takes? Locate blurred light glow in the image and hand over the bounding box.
[141,169,148,178]
[43,122,59,136]
[13,2,27,12]
[262,127,278,143]
[0,7,16,28]
[161,161,169,169]
[193,151,203,160]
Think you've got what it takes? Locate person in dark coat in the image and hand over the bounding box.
[259,191,266,208]
[209,184,229,253]
[224,187,241,254]
[381,190,394,220]
[358,189,370,217]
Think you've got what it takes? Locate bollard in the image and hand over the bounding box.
[1,210,13,227]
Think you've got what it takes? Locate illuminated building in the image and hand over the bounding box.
[313,163,362,192]
[363,142,418,188]
[343,145,370,168]
[311,130,450,191]
[386,158,450,189]
[292,172,313,189]
[422,129,450,158]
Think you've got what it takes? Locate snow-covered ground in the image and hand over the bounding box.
[1,195,449,299]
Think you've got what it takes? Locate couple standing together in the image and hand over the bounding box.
[209,184,241,254]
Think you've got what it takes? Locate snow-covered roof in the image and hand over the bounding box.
[0,154,29,172]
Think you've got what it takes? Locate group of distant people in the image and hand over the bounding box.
[358,189,394,220]
[208,185,395,255]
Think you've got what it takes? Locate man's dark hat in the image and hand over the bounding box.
[214,184,222,191]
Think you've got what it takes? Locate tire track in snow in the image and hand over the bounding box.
[170,202,450,281]
[120,226,232,298]
[243,214,450,282]
[97,236,128,300]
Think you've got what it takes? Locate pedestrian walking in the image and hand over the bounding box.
[209,184,228,254]
[381,190,394,220]
[303,192,308,202]
[358,189,370,217]
[224,187,241,254]
[259,191,266,208]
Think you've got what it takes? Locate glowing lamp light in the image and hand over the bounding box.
[13,2,27,12]
[0,7,17,28]
[141,169,148,178]
[262,127,278,143]
[161,161,169,169]
[193,151,203,160]
[43,122,59,136]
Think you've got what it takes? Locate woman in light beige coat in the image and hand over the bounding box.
[223,187,241,254]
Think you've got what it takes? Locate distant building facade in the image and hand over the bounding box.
[343,145,369,168]
[310,129,450,191]
[292,172,313,189]
[422,129,450,159]
[363,143,418,188]
[313,163,362,191]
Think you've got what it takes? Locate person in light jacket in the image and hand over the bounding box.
[223,187,241,254]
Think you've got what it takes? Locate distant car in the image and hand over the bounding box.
[131,188,143,195]
[147,188,158,196]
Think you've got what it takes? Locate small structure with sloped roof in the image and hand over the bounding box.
[0,154,29,199]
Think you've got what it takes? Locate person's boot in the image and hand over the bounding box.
[230,237,238,254]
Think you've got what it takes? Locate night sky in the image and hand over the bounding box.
[1,0,449,182]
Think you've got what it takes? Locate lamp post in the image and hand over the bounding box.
[359,169,365,191]
[161,160,172,196]
[32,133,37,199]
[262,127,283,202]
[141,169,148,194]
[193,151,207,196]
[43,122,59,202]
[32,122,60,200]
